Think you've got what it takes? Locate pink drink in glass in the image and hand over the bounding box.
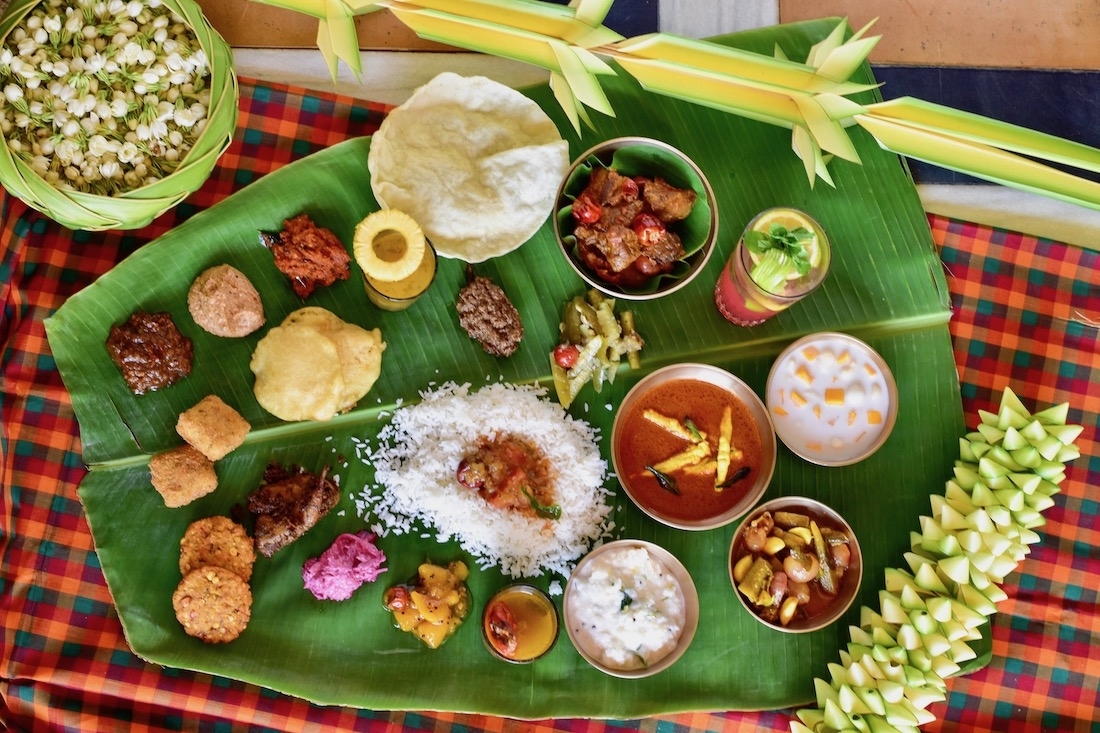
[715,208,831,326]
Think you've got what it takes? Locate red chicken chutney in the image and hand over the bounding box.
[615,378,762,523]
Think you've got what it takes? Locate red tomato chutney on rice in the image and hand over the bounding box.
[615,378,762,523]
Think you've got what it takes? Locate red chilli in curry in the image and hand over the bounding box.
[615,378,762,523]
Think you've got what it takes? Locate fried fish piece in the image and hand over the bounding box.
[247,463,339,558]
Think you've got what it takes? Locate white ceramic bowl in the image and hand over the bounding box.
[766,332,898,466]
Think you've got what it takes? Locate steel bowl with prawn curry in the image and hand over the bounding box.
[554,137,718,300]
[611,364,776,530]
[729,496,862,633]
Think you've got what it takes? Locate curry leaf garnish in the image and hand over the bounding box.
[521,486,562,520]
[684,417,703,441]
[717,465,751,490]
[645,465,680,495]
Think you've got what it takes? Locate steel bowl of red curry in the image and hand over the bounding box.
[553,137,719,301]
[611,363,776,530]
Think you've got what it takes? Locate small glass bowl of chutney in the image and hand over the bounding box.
[482,583,559,663]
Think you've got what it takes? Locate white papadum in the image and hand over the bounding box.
[368,72,569,263]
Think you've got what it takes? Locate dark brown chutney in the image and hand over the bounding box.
[106,312,193,395]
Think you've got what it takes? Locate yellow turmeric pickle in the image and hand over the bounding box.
[382,560,470,649]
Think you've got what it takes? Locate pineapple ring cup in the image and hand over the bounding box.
[353,209,428,282]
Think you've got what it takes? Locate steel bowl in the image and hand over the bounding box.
[729,496,863,633]
[564,539,699,678]
[553,137,719,301]
[611,363,777,530]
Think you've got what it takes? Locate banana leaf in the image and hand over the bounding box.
[44,19,983,718]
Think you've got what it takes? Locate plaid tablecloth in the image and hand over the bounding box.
[2,79,1097,733]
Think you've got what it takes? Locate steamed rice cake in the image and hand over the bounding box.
[368,73,569,263]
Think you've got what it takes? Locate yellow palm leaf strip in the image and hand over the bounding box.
[866,97,1100,176]
[550,42,615,117]
[792,95,861,164]
[571,0,616,28]
[614,32,830,94]
[809,18,880,82]
[791,124,836,189]
[318,0,362,77]
[550,71,586,131]
[389,6,564,73]
[606,53,805,129]
[855,113,1100,212]
[383,0,622,46]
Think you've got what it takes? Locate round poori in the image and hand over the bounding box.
[367,72,569,263]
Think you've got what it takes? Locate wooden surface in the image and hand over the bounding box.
[781,0,1100,69]
[195,3,449,50]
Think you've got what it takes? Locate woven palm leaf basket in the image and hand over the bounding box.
[0,0,237,231]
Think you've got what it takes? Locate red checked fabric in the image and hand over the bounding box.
[2,79,1098,733]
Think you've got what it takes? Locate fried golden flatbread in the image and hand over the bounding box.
[250,308,385,422]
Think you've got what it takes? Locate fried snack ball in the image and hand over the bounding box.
[250,307,385,422]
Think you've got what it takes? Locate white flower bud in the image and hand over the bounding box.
[118,20,138,37]
[4,84,24,103]
[100,159,120,179]
[43,14,63,33]
[127,1,143,18]
[33,28,49,45]
[87,134,110,156]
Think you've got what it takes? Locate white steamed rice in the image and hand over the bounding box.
[355,381,613,577]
